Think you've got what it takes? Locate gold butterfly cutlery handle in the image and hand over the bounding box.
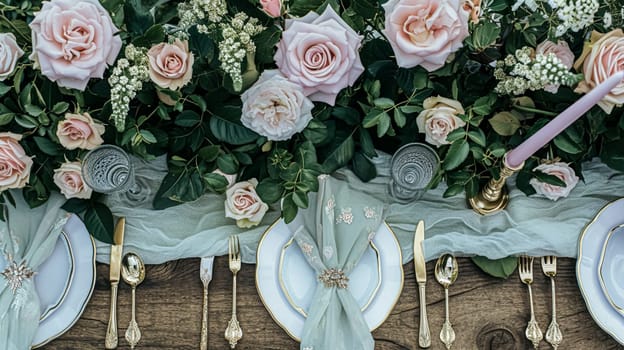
[200,286,209,350]
[418,282,431,348]
[105,282,119,349]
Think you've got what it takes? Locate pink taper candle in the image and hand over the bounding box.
[506,70,624,168]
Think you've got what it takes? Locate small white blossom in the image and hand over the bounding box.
[108,45,149,131]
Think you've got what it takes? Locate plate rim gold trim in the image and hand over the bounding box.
[597,223,624,313]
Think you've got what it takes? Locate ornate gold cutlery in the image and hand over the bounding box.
[519,256,543,349]
[200,256,215,350]
[105,217,125,349]
[435,254,459,349]
[541,256,562,349]
[121,253,146,349]
[225,235,242,348]
[414,220,431,348]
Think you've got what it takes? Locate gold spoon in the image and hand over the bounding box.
[435,254,459,349]
[121,253,146,349]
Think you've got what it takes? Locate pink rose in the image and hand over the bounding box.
[147,39,194,90]
[0,132,33,191]
[53,161,92,199]
[274,6,364,106]
[0,33,24,81]
[224,178,269,228]
[260,0,282,17]
[529,162,579,201]
[241,70,314,141]
[382,0,470,71]
[416,96,466,147]
[574,29,624,114]
[56,112,105,150]
[536,40,575,93]
[29,0,122,91]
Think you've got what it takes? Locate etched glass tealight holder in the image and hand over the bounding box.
[81,144,135,194]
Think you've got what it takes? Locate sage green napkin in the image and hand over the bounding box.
[0,191,67,349]
[287,175,384,350]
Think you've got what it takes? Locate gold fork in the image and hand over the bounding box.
[541,256,562,349]
[518,256,543,349]
[224,235,243,348]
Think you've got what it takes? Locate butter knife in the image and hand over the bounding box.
[105,217,126,349]
[200,256,215,350]
[414,220,431,348]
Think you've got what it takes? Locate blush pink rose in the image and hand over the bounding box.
[260,0,282,17]
[382,0,470,71]
[416,96,466,147]
[241,70,314,141]
[0,33,24,81]
[53,161,92,199]
[28,0,122,91]
[274,6,364,106]
[574,29,624,114]
[529,162,579,201]
[56,112,105,150]
[224,178,269,228]
[0,132,33,191]
[147,39,194,90]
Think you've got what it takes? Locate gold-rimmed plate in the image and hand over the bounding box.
[32,214,96,348]
[278,236,382,317]
[577,198,624,345]
[598,224,624,315]
[256,218,403,341]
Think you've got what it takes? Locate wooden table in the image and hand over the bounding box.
[45,258,623,349]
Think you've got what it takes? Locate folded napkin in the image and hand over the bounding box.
[286,175,385,350]
[0,191,68,349]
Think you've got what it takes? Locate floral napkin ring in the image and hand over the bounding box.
[318,267,349,289]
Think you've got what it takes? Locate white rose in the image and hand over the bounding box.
[416,96,466,147]
[53,161,92,199]
[224,178,269,228]
[529,162,579,201]
[241,70,314,141]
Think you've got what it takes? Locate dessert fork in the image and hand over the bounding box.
[541,256,562,349]
[224,235,242,348]
[200,256,215,350]
[519,256,543,349]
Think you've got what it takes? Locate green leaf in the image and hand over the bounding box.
[373,97,395,109]
[217,154,239,174]
[303,119,329,144]
[467,22,501,50]
[467,129,487,147]
[210,108,259,145]
[124,0,154,35]
[322,135,355,173]
[532,170,567,187]
[199,145,220,162]
[15,114,38,129]
[292,190,309,209]
[471,256,518,279]
[282,193,298,223]
[33,136,61,156]
[52,102,70,114]
[351,152,377,182]
[139,129,157,144]
[175,110,202,127]
[0,83,11,96]
[377,112,391,137]
[256,179,284,204]
[132,24,165,47]
[203,172,229,193]
[393,108,406,128]
[61,198,89,213]
[362,108,387,128]
[489,112,521,136]
[443,184,464,197]
[0,113,15,126]
[289,0,324,16]
[254,25,282,64]
[472,94,496,116]
[188,26,215,61]
[83,203,115,244]
[359,129,377,158]
[553,132,583,154]
[445,128,466,143]
[444,140,470,170]
[602,138,624,171]
[332,106,360,126]
[25,104,44,117]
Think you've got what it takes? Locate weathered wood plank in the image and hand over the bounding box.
[44,258,624,349]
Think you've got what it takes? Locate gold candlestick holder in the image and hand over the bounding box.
[468,154,524,215]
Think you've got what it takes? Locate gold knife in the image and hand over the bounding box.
[414,220,431,348]
[105,217,126,349]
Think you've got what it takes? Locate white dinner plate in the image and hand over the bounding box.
[32,214,96,348]
[278,236,382,317]
[577,198,624,345]
[256,219,404,341]
[598,224,624,314]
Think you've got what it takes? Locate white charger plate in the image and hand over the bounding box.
[598,224,624,314]
[256,219,403,341]
[32,214,96,348]
[577,198,624,345]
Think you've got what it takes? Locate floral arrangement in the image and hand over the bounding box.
[0,0,623,242]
